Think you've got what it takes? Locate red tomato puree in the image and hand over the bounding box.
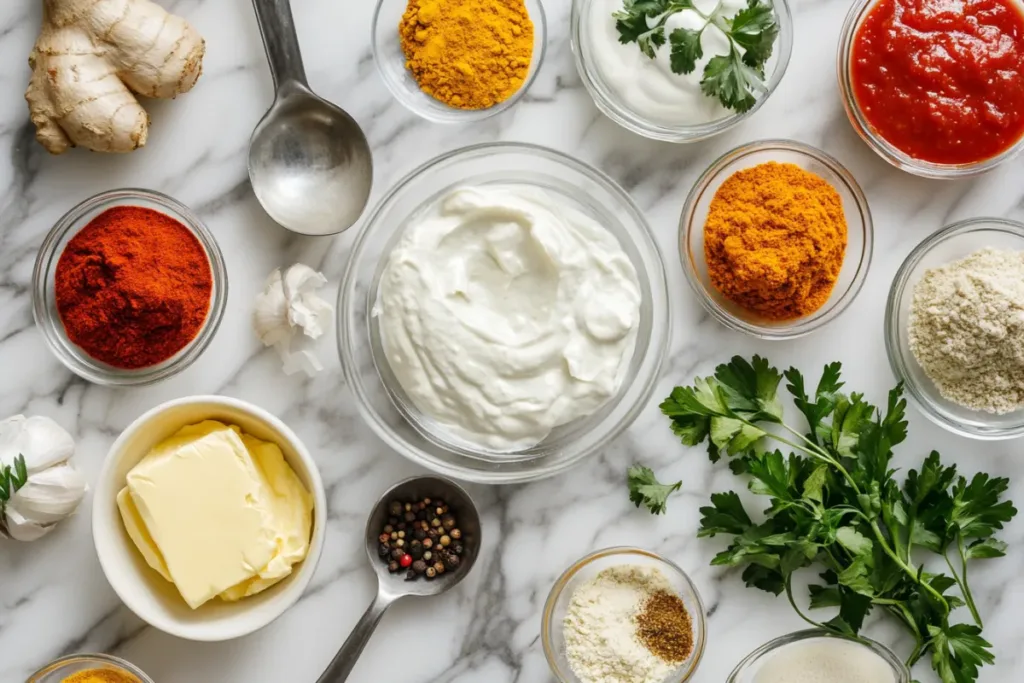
[852,0,1024,165]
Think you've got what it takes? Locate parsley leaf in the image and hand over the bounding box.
[700,50,760,113]
[668,27,704,73]
[728,0,779,66]
[627,465,682,515]
[636,356,1017,683]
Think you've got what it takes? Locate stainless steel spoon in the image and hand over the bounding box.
[248,0,373,236]
[317,476,482,682]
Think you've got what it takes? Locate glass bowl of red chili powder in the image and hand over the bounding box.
[32,189,227,386]
[838,0,1024,177]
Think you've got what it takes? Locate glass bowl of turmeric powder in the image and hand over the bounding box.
[28,653,153,683]
[372,0,547,122]
[680,139,873,339]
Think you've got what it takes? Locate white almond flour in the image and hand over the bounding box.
[908,247,1024,414]
[563,565,675,683]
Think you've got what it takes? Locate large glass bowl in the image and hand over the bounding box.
[542,547,708,683]
[728,630,910,683]
[28,653,153,683]
[571,0,793,142]
[339,143,670,484]
[886,217,1024,439]
[680,139,873,339]
[32,189,227,386]
[372,0,547,123]
[837,0,1024,178]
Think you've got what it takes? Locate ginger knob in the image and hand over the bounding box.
[24,0,206,154]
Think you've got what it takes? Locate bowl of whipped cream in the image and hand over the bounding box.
[339,142,670,483]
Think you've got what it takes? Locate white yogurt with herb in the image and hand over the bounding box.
[375,185,641,452]
[752,637,898,683]
[587,0,749,125]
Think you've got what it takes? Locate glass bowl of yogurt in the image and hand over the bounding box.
[728,630,910,683]
[571,0,794,142]
[339,142,670,483]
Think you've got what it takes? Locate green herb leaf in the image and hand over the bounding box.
[965,538,1007,559]
[698,491,753,536]
[727,0,779,67]
[668,27,704,74]
[700,50,759,113]
[929,624,994,683]
[627,465,682,515]
[949,473,1017,540]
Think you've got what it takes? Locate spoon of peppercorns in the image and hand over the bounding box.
[316,476,481,683]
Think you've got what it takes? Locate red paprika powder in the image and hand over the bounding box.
[54,205,213,369]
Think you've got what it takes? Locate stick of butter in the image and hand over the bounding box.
[117,420,313,609]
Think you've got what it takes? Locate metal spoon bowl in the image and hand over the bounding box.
[248,0,373,236]
[317,476,482,681]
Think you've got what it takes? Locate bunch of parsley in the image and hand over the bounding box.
[614,0,779,112]
[627,356,1017,683]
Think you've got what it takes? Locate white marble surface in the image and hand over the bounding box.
[2,0,1024,681]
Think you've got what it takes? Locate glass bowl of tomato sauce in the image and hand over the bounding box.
[838,0,1024,178]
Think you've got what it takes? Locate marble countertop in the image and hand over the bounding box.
[3,0,1024,681]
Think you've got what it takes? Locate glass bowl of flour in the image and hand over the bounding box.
[886,217,1024,439]
[541,547,707,683]
[339,143,670,483]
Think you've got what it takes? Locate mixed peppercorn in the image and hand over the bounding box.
[377,497,466,580]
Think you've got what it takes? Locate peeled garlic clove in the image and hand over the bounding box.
[282,264,330,338]
[2,507,54,542]
[253,269,291,346]
[254,264,333,375]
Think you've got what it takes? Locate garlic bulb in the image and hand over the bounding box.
[253,263,334,377]
[0,415,87,541]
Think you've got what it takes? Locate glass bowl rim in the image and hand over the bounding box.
[338,141,671,483]
[28,652,155,683]
[726,628,911,683]
[541,546,709,683]
[569,0,794,142]
[678,138,874,339]
[836,0,1024,179]
[884,216,1024,439]
[371,0,549,124]
[31,188,228,387]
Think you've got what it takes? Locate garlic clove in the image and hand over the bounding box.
[0,415,75,472]
[282,264,330,338]
[2,508,55,542]
[10,463,87,524]
[254,264,333,376]
[253,269,291,347]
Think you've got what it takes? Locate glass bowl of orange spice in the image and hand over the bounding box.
[32,188,228,386]
[28,653,153,683]
[371,0,547,123]
[680,139,873,340]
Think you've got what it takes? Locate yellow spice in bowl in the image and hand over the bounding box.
[62,669,138,683]
[117,420,313,609]
[399,0,533,109]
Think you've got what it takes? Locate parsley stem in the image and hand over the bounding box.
[784,577,828,630]
[952,536,984,627]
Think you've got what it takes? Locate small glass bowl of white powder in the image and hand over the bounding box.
[542,547,707,683]
[886,217,1024,439]
[728,630,909,683]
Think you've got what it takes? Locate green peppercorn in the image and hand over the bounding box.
[383,525,394,534]
[440,535,451,547]
[395,538,405,548]
[426,566,436,578]
[424,551,433,562]
[397,530,405,539]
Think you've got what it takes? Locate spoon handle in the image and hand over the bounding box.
[251,0,308,88]
[317,589,398,682]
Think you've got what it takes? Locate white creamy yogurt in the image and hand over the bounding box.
[375,185,642,452]
[587,0,748,126]
[753,638,898,683]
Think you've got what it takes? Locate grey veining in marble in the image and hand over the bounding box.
[2,0,1024,681]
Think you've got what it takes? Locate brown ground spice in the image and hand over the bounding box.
[636,589,694,663]
[62,668,139,683]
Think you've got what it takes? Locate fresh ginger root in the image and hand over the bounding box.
[25,0,206,154]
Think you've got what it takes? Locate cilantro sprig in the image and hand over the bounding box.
[0,454,28,526]
[630,356,1017,683]
[613,0,779,113]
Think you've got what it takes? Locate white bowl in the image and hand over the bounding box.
[92,396,327,641]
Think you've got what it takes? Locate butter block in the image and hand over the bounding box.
[119,420,312,609]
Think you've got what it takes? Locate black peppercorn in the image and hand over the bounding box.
[388,516,399,526]
[391,548,404,561]
[404,511,416,522]
[452,542,464,556]
[383,524,394,534]
[388,501,402,516]
[412,560,427,574]
[450,528,462,540]
[388,560,399,573]
[444,554,460,570]
[441,514,456,530]
[406,569,417,580]
[410,545,423,560]
[414,528,427,540]
[377,543,390,558]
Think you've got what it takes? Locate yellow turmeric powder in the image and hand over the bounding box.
[62,668,139,683]
[703,162,847,320]
[399,0,533,109]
